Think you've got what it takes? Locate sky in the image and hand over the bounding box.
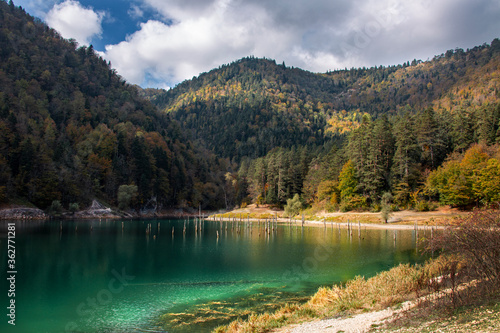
[13,0,500,89]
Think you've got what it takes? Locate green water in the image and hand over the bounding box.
[0,219,424,332]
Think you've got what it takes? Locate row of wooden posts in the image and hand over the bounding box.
[60,214,434,244]
[156,213,436,243]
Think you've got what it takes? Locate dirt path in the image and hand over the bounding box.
[274,307,396,333]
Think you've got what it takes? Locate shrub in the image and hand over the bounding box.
[340,195,368,212]
[117,184,138,210]
[284,194,303,217]
[50,200,62,214]
[427,210,500,295]
[68,203,79,213]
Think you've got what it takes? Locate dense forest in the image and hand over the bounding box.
[146,40,500,160]
[1,0,500,213]
[145,39,500,212]
[0,1,232,211]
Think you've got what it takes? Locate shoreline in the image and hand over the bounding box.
[205,215,443,230]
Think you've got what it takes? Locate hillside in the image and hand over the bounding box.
[1,0,499,213]
[0,1,230,210]
[144,40,500,210]
[143,58,339,160]
[147,41,500,161]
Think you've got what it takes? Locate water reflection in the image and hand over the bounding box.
[0,219,425,333]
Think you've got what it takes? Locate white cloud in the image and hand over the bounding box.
[45,0,105,46]
[103,0,294,86]
[96,0,500,87]
[128,4,144,20]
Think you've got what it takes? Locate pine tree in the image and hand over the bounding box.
[416,107,446,169]
[364,115,394,201]
[392,114,419,188]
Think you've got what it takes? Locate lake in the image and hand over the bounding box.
[0,218,425,332]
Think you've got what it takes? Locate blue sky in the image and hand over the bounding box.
[13,0,500,89]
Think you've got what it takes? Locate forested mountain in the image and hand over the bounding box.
[1,0,499,213]
[143,58,340,160]
[0,1,231,211]
[147,41,500,162]
[144,39,500,211]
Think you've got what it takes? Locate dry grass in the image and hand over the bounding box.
[213,256,461,333]
[375,299,500,332]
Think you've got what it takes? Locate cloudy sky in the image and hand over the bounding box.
[14,0,500,88]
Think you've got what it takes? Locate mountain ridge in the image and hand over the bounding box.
[144,40,500,160]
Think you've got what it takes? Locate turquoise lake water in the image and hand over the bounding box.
[0,219,424,332]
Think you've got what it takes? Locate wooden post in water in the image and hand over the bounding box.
[301,213,305,228]
[358,221,361,238]
[172,226,174,237]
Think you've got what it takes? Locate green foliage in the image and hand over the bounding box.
[68,203,79,213]
[380,192,393,223]
[284,194,303,217]
[117,185,138,210]
[338,160,358,201]
[239,146,311,206]
[339,195,368,212]
[49,200,62,215]
[426,144,500,207]
[1,1,500,213]
[150,57,336,160]
[0,1,230,210]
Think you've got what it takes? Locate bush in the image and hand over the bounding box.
[415,200,430,212]
[284,194,303,217]
[68,203,79,214]
[117,185,138,210]
[339,195,368,212]
[428,210,500,295]
[50,200,62,215]
[380,192,393,223]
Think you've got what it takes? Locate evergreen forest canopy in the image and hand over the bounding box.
[1,0,500,213]
[0,0,233,211]
[144,38,500,211]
